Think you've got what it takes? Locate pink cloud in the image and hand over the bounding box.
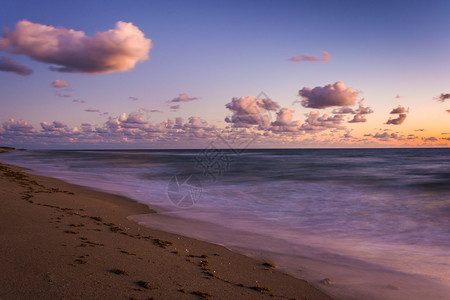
[0,20,151,74]
[288,51,330,63]
[51,79,69,88]
[270,108,300,132]
[225,96,280,128]
[169,93,199,103]
[354,99,374,115]
[0,56,32,76]
[298,81,360,109]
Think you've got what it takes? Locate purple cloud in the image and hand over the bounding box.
[348,114,367,123]
[2,118,35,135]
[85,108,100,113]
[0,56,32,76]
[73,99,86,103]
[40,121,68,132]
[170,104,180,111]
[436,93,450,102]
[390,106,409,114]
[386,113,407,125]
[298,81,360,109]
[299,112,345,132]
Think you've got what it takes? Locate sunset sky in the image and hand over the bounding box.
[1,0,449,149]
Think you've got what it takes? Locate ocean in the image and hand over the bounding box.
[1,148,449,300]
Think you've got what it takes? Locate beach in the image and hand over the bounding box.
[0,162,334,300]
[1,148,449,300]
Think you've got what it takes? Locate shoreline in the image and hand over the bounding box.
[0,162,334,299]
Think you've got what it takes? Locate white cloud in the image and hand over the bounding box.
[0,20,151,74]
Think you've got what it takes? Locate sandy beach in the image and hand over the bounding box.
[0,162,334,300]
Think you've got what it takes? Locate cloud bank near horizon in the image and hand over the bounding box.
[0,80,446,147]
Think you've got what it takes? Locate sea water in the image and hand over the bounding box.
[1,148,449,299]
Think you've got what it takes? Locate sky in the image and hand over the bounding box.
[0,0,449,149]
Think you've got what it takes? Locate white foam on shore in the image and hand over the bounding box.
[130,210,450,300]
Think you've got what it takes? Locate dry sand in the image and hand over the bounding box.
[0,162,334,300]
